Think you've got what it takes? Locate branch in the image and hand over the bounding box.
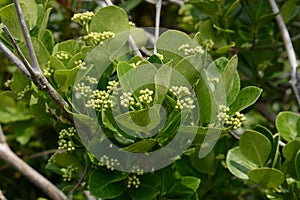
[2,25,34,76]
[0,125,67,200]
[14,0,40,73]
[269,0,300,108]
[154,0,162,54]
[255,103,276,124]
[0,41,31,78]
[0,0,71,111]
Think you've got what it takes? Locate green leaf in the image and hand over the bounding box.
[10,70,31,93]
[276,111,300,142]
[224,0,240,19]
[90,5,129,34]
[53,40,82,56]
[54,67,79,91]
[19,37,50,67]
[0,92,32,123]
[122,139,156,153]
[130,27,147,48]
[229,86,262,115]
[190,150,216,174]
[50,152,84,173]
[157,30,192,64]
[89,169,127,199]
[196,75,217,125]
[0,1,37,40]
[282,138,300,162]
[248,168,285,188]
[180,176,201,192]
[115,107,160,134]
[38,29,54,54]
[240,130,272,167]
[226,147,258,179]
[295,150,300,179]
[66,53,82,69]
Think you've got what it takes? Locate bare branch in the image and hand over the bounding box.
[105,0,113,6]
[0,125,7,145]
[255,103,276,124]
[2,25,35,76]
[154,0,162,54]
[269,0,300,107]
[13,0,41,73]
[168,0,184,6]
[0,126,67,200]
[128,35,143,57]
[0,41,31,78]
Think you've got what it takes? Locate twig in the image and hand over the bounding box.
[68,164,89,199]
[24,149,63,160]
[269,0,300,108]
[14,0,40,72]
[0,125,67,200]
[168,0,184,6]
[104,0,113,6]
[83,191,99,200]
[154,0,162,54]
[255,103,276,124]
[0,42,31,78]
[228,130,241,140]
[2,25,35,76]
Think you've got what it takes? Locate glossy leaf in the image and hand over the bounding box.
[229,86,262,115]
[226,147,258,179]
[240,130,272,167]
[89,170,127,199]
[90,5,129,34]
[248,168,285,188]
[276,111,300,142]
[122,139,156,153]
[282,138,300,161]
[180,176,201,192]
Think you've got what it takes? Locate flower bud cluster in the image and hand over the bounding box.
[56,52,69,61]
[138,88,154,105]
[208,77,220,83]
[120,92,135,108]
[131,165,144,175]
[170,86,195,110]
[75,60,87,70]
[106,80,118,93]
[129,60,142,68]
[84,76,98,85]
[85,90,113,111]
[17,85,31,100]
[4,79,12,88]
[83,31,115,45]
[217,105,246,129]
[71,11,94,26]
[127,175,140,188]
[61,165,78,181]
[129,21,135,26]
[202,39,214,51]
[74,82,93,98]
[178,44,204,55]
[97,155,120,171]
[58,127,76,152]
[59,127,76,139]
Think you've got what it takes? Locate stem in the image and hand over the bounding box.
[0,190,7,200]
[2,25,35,76]
[269,0,300,108]
[14,0,41,73]
[0,41,31,78]
[68,164,89,199]
[154,0,162,54]
[0,125,67,200]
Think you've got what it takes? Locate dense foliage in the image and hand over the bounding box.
[0,0,300,199]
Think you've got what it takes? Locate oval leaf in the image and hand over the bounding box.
[226,147,258,179]
[276,111,300,142]
[248,168,285,188]
[240,130,272,167]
